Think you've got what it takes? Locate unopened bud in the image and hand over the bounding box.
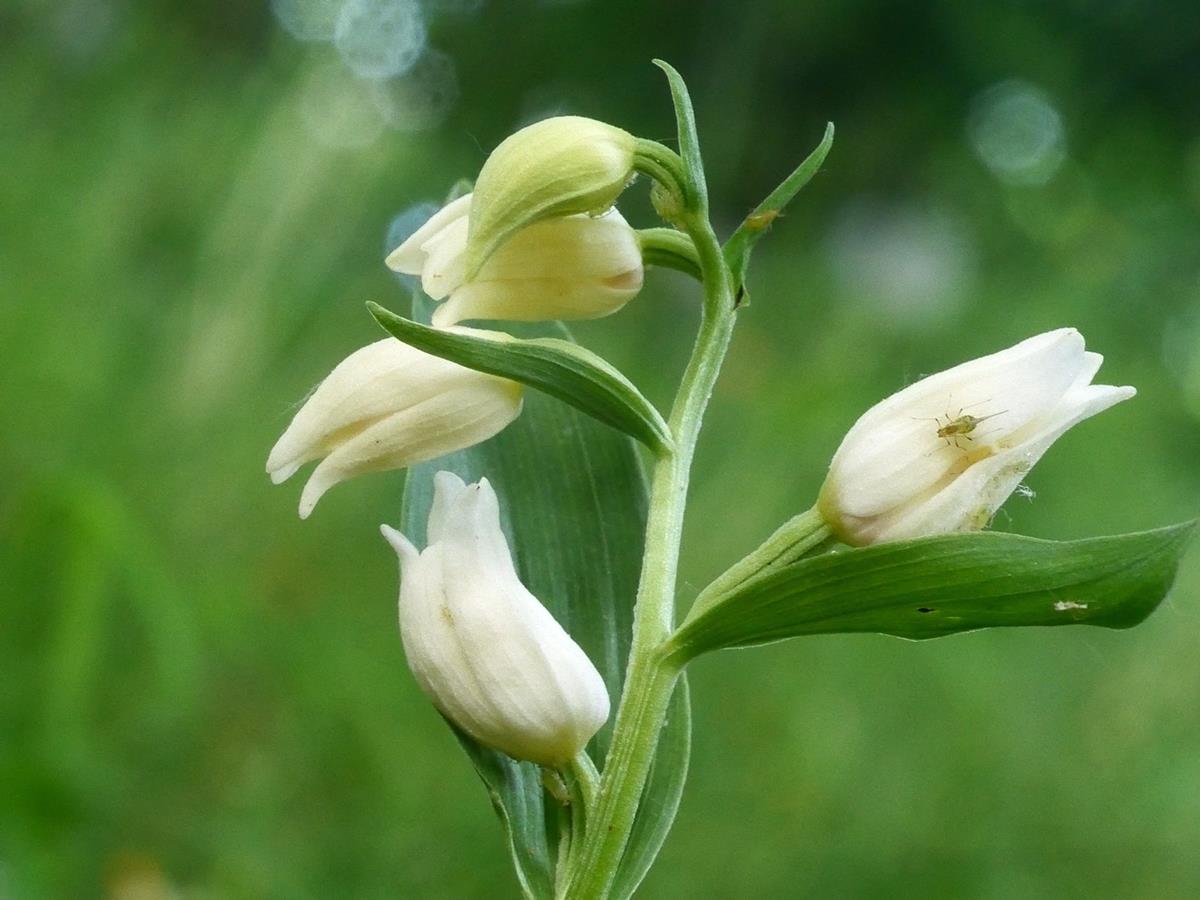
[387,192,643,326]
[382,472,610,766]
[464,116,636,277]
[818,329,1135,545]
[267,340,522,518]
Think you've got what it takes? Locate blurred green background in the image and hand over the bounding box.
[3,0,1200,897]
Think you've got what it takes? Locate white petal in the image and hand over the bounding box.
[379,524,419,567]
[419,216,469,301]
[428,209,643,325]
[427,545,609,764]
[478,209,641,281]
[268,339,421,482]
[296,378,522,518]
[395,544,490,726]
[427,474,515,576]
[385,193,472,274]
[828,328,1087,519]
[431,275,640,327]
[266,338,504,489]
[426,470,471,543]
[872,382,1135,542]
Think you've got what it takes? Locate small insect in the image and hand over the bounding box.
[744,209,782,231]
[915,400,1008,451]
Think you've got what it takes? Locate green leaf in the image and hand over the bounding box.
[369,302,673,456]
[724,122,834,295]
[400,294,690,898]
[652,59,707,211]
[667,525,1195,661]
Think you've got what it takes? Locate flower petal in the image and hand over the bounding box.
[431,275,641,327]
[871,382,1135,542]
[476,209,642,281]
[385,193,472,274]
[379,523,419,568]
[419,216,469,301]
[829,328,1088,520]
[296,378,523,518]
[266,338,496,486]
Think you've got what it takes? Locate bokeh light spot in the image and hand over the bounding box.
[372,50,460,132]
[427,0,486,14]
[968,80,1066,186]
[1162,301,1200,419]
[827,199,976,325]
[270,0,344,42]
[334,0,427,80]
[50,0,120,62]
[299,60,386,148]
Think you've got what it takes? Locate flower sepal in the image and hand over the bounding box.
[387,192,644,326]
[463,116,638,278]
[265,338,523,518]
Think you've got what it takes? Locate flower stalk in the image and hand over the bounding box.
[637,227,702,280]
[560,155,738,896]
[685,508,834,623]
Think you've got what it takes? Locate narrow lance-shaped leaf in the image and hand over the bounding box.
[724,122,834,296]
[666,525,1194,662]
[399,293,690,897]
[652,59,707,211]
[369,302,673,456]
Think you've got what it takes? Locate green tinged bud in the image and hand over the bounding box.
[464,116,636,278]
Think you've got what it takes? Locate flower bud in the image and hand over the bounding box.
[818,328,1135,545]
[381,472,610,766]
[266,340,522,519]
[463,116,636,277]
[387,192,644,326]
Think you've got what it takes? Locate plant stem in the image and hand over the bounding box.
[685,508,833,622]
[637,228,702,280]
[569,751,601,813]
[562,209,736,898]
[555,752,602,896]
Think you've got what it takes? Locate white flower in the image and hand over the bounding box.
[381,472,610,766]
[818,328,1135,545]
[266,339,522,519]
[462,115,637,277]
[386,192,644,327]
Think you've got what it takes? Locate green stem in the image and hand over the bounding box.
[549,771,573,897]
[685,508,833,622]
[632,139,691,210]
[569,751,601,813]
[562,208,736,898]
[555,753,601,898]
[637,228,702,280]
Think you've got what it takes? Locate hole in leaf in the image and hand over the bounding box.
[917,607,935,614]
